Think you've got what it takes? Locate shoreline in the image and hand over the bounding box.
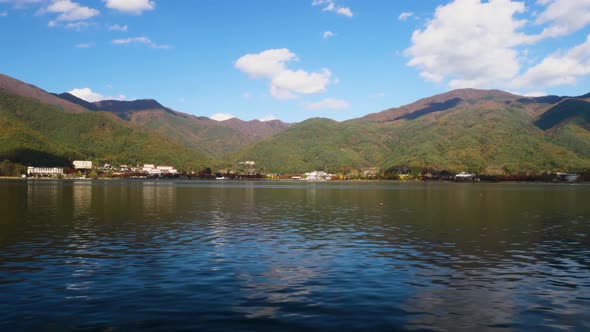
[1,176,586,184]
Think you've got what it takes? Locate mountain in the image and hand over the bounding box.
[0,74,87,113]
[233,118,391,173]
[57,92,291,158]
[236,89,590,174]
[534,99,590,130]
[0,89,211,169]
[1,73,589,175]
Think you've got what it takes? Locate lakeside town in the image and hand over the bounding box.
[18,160,584,183]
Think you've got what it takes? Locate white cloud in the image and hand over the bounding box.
[536,0,590,38]
[312,0,353,17]
[336,7,352,17]
[69,88,103,102]
[69,87,125,102]
[235,48,296,78]
[241,92,251,99]
[210,113,235,121]
[323,31,334,39]
[398,12,413,21]
[405,0,538,89]
[235,48,332,100]
[0,11,7,16]
[46,0,99,22]
[272,68,331,94]
[259,115,278,122]
[104,0,154,14]
[305,98,349,110]
[512,34,590,88]
[112,36,169,49]
[75,42,95,48]
[108,23,128,31]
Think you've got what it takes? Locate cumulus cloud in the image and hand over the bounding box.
[69,87,126,102]
[104,0,154,14]
[45,0,99,25]
[312,0,353,17]
[323,31,334,39]
[210,113,235,121]
[398,12,413,21]
[108,23,128,31]
[235,48,332,100]
[305,98,349,110]
[512,34,590,88]
[536,0,590,38]
[405,0,539,89]
[112,36,169,49]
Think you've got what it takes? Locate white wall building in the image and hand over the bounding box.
[142,164,178,176]
[27,167,64,176]
[305,171,333,181]
[73,160,92,169]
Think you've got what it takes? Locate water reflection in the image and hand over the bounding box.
[0,180,589,331]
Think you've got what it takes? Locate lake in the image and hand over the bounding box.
[1,179,589,331]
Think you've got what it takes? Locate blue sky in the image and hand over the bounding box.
[1,0,590,123]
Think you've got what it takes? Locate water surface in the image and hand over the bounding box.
[1,180,589,331]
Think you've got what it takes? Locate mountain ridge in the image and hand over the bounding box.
[1,72,589,175]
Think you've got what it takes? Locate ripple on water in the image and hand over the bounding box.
[0,180,589,331]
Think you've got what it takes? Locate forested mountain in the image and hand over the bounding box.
[1,73,589,175]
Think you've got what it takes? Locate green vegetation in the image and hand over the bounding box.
[0,90,211,170]
[234,102,590,175]
[0,160,26,177]
[233,118,391,174]
[2,85,590,176]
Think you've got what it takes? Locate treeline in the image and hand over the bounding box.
[0,160,26,177]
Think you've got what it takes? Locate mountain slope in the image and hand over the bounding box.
[238,90,590,174]
[233,118,393,173]
[2,73,589,175]
[534,99,590,130]
[0,74,88,113]
[58,92,291,157]
[0,90,211,169]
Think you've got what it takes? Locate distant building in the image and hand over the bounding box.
[455,172,477,181]
[305,171,333,181]
[73,160,92,170]
[141,164,177,176]
[27,167,63,176]
[157,166,178,174]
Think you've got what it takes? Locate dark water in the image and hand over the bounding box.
[1,180,589,331]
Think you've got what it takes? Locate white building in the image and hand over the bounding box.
[305,171,333,181]
[27,167,64,176]
[157,166,178,174]
[142,164,177,176]
[73,160,92,169]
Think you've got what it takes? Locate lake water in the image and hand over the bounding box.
[1,179,589,331]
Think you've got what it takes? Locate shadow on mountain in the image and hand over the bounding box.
[535,99,590,130]
[517,95,566,105]
[394,97,463,121]
[0,149,73,167]
[55,93,176,120]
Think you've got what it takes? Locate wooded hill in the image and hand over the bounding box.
[1,73,589,175]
